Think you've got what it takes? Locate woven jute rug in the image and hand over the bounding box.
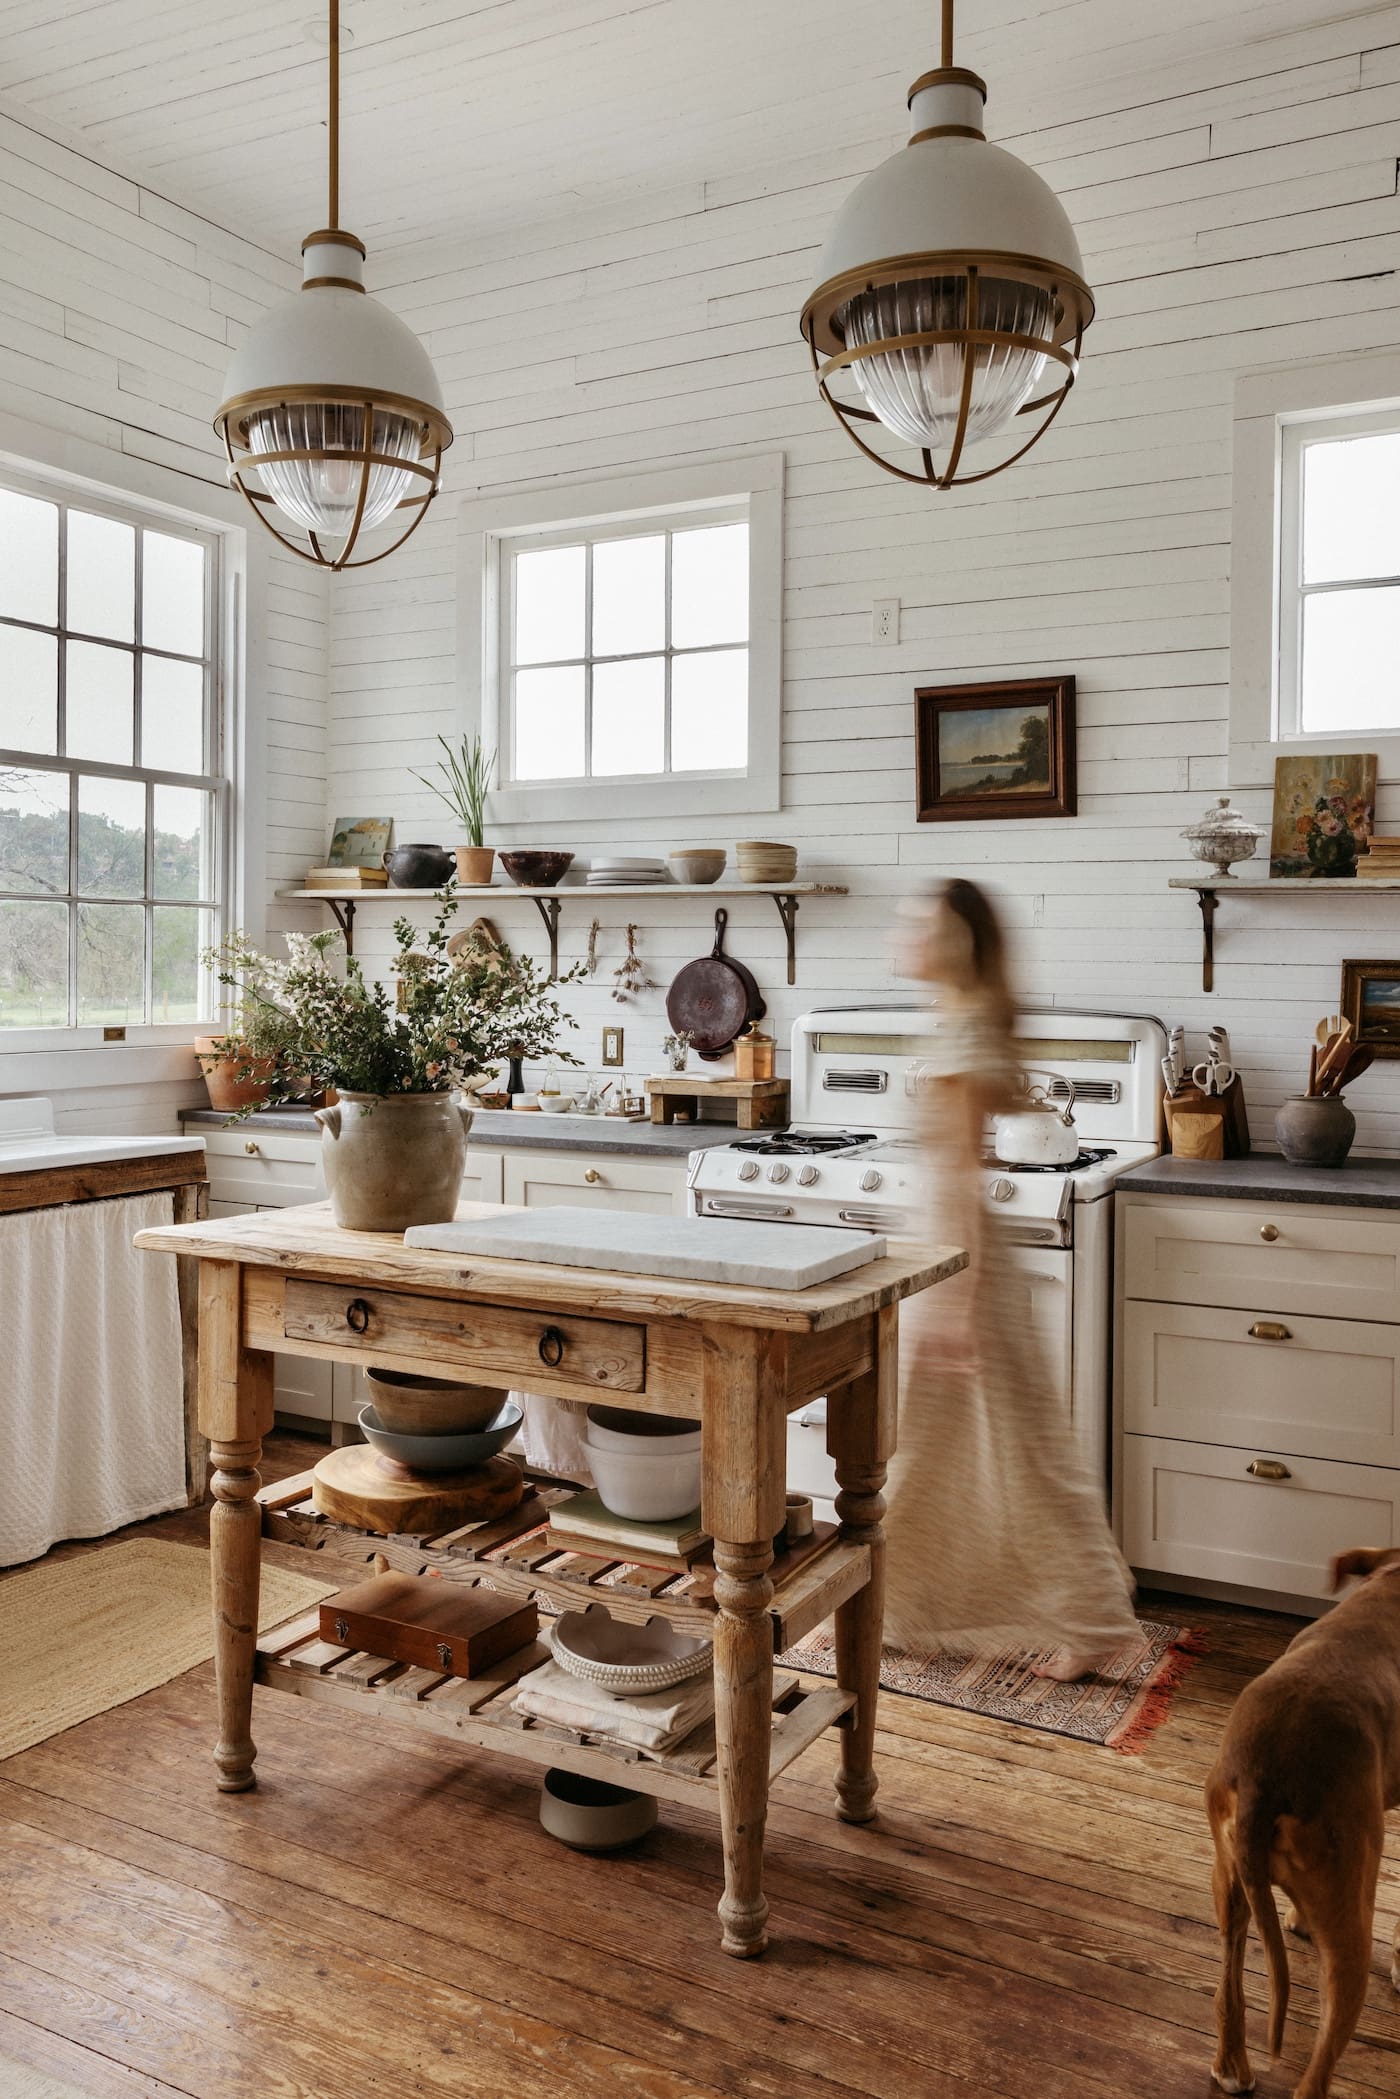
[780,1620,1206,1753]
[0,1538,336,1763]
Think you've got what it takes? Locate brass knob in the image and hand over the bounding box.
[244,1139,260,1155]
[1259,1223,1280,1242]
[1247,1458,1292,1482]
[584,1168,602,1184]
[1248,1321,1292,1341]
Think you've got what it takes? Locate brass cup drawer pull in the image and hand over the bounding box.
[538,1325,566,1369]
[1247,1458,1292,1482]
[1259,1223,1280,1242]
[345,1297,372,1334]
[1248,1320,1292,1341]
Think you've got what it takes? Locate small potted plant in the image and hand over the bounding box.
[205,901,581,1231]
[662,1029,693,1073]
[412,733,496,886]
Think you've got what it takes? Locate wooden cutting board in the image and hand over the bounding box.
[319,1572,537,1677]
[311,1444,524,1537]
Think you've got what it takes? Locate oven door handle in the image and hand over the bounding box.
[703,1198,796,1219]
[838,1205,900,1228]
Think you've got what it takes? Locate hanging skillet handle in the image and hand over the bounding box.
[712,907,729,957]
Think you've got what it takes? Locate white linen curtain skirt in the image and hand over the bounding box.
[0,1191,187,1567]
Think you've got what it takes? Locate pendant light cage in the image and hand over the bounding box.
[213,0,452,570]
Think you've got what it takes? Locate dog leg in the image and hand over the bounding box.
[1212,1848,1256,2094]
[1293,1839,1381,2099]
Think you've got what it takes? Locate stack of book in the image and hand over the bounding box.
[1359,837,1400,880]
[305,864,389,889]
[546,1490,710,1570]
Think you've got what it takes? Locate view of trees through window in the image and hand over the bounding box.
[0,481,219,1031]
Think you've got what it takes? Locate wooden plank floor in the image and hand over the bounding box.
[1,1432,1396,2099]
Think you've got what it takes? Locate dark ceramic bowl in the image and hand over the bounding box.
[385,842,455,889]
[500,850,574,888]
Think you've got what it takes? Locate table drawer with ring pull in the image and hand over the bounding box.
[1123,1300,1400,1468]
[281,1278,646,1392]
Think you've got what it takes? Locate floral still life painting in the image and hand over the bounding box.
[1268,754,1375,878]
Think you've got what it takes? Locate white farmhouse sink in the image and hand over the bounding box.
[0,1096,205,1175]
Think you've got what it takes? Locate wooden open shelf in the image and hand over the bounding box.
[258,1469,871,1651]
[1169,874,1400,992]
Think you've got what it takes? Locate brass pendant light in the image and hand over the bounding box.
[800,0,1093,488]
[213,0,452,568]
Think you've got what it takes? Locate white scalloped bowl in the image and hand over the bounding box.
[548,1605,713,1695]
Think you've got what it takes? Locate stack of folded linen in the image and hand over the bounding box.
[511,1658,714,1754]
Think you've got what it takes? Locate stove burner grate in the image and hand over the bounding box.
[730,1130,877,1156]
[982,1147,1117,1175]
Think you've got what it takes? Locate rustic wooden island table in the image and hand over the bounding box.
[135,1200,964,1956]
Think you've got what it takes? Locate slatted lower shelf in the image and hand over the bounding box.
[256,1608,855,1805]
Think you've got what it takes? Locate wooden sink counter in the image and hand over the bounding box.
[136,1197,965,1956]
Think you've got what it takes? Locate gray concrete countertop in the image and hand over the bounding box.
[180,1104,742,1158]
[1117,1153,1400,1208]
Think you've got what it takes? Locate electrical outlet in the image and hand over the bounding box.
[602,1025,624,1066]
[872,597,900,646]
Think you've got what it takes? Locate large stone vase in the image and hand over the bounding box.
[315,1091,473,1232]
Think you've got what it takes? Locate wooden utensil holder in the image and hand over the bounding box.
[1164,1075,1250,1160]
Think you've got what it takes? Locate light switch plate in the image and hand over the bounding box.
[872,597,900,646]
[602,1025,624,1066]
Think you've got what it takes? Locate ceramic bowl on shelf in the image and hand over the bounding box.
[537,1093,576,1115]
[364,1366,507,1435]
[735,840,797,883]
[549,1605,713,1695]
[499,850,574,888]
[358,1399,523,1473]
[538,1767,658,1852]
[668,849,726,885]
[583,1406,702,1519]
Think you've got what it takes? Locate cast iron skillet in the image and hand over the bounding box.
[665,907,767,1060]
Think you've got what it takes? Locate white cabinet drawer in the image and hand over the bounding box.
[503,1148,685,1216]
[1123,1300,1400,1468]
[1123,1435,1400,1600]
[1123,1199,1400,1324]
[463,1146,503,1206]
[201,1127,323,1208]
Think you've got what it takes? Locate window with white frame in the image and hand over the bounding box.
[468,456,783,822]
[0,475,223,1033]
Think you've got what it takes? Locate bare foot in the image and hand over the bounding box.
[1031,1649,1114,1682]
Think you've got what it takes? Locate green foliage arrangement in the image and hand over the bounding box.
[204,894,581,1113]
[411,734,496,847]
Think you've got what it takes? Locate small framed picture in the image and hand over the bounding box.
[915,676,1076,823]
[1340,960,1400,1058]
[327,816,392,869]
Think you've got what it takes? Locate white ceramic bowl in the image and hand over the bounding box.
[549,1605,713,1694]
[584,1405,701,1453]
[539,1768,658,1851]
[537,1093,576,1115]
[669,849,726,885]
[583,1431,702,1521]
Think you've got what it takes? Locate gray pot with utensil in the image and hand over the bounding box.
[1275,1094,1356,1167]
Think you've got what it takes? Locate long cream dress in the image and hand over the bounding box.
[882,1007,1140,1659]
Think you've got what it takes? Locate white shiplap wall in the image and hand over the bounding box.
[0,105,329,1130]
[322,7,1400,1152]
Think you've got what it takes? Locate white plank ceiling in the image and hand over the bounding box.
[0,0,1390,257]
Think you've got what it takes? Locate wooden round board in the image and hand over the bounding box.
[311,1445,524,1537]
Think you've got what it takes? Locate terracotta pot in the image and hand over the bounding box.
[195,1037,274,1113]
[1274,1093,1356,1168]
[454,845,495,886]
[315,1090,473,1232]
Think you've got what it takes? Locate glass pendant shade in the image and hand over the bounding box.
[243,401,425,534]
[837,275,1056,449]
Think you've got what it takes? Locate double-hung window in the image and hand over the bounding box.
[0,474,223,1035]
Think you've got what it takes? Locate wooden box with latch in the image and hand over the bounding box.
[319,1572,538,1679]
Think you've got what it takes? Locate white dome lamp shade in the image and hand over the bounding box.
[213,0,452,569]
[800,0,1093,489]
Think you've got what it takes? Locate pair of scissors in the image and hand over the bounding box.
[1192,1051,1236,1094]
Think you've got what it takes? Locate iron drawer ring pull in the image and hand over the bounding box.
[1247,1458,1292,1482]
[539,1326,565,1368]
[345,1297,372,1334]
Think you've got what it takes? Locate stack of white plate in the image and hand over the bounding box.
[587,857,667,887]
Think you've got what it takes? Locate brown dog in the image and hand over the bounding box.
[1205,1546,1400,2099]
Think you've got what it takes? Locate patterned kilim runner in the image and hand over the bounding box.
[780,1619,1206,1753]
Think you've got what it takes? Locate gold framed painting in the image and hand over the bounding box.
[1340,960,1400,1059]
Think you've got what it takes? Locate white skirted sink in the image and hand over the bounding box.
[0,1096,205,1174]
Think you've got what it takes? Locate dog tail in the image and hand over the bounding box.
[1237,1785,1289,2057]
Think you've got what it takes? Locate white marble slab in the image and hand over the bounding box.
[404,1206,885,1289]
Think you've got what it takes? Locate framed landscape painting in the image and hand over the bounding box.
[1341,960,1400,1058]
[915,676,1077,823]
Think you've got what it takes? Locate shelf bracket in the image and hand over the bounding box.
[1195,886,1218,994]
[531,895,562,979]
[326,898,357,956]
[773,892,799,986]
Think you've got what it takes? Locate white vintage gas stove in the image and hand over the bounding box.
[687,1006,1166,1515]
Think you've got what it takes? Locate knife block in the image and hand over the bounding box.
[1164,1076,1249,1159]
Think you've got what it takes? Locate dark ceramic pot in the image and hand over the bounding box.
[1274,1093,1356,1167]
[500,849,574,887]
[385,843,455,889]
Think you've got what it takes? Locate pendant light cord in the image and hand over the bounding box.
[941,0,954,68]
[328,0,340,230]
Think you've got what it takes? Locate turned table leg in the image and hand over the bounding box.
[827,1302,898,1825]
[198,1260,274,1793]
[702,1323,786,1959]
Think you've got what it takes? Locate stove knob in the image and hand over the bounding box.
[859,1168,883,1193]
[738,1160,760,1182]
[797,1164,820,1187]
[768,1162,790,1184]
[989,1175,1016,1203]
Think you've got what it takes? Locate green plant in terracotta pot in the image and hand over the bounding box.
[204,900,581,1231]
[412,733,497,887]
